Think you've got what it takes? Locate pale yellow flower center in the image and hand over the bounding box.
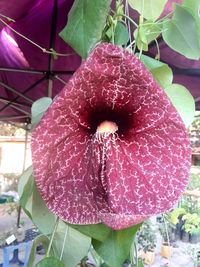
[96,120,118,134]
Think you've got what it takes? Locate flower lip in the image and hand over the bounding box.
[87,105,133,137]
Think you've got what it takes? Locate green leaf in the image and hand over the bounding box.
[36,257,65,267]
[53,220,91,267]
[32,183,56,235]
[128,0,168,21]
[31,97,52,129]
[138,260,144,267]
[18,166,33,218]
[27,235,51,267]
[162,4,200,60]
[92,224,141,267]
[134,22,162,52]
[114,22,129,45]
[165,83,195,127]
[59,0,111,58]
[138,54,173,88]
[69,223,111,242]
[18,166,33,197]
[183,0,200,46]
[134,28,148,52]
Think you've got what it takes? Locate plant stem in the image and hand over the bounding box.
[138,44,143,59]
[46,217,59,257]
[162,215,172,267]
[59,224,68,260]
[115,13,138,28]
[0,13,15,22]
[154,38,160,60]
[0,18,73,57]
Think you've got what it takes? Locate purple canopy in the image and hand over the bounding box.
[0,0,199,124]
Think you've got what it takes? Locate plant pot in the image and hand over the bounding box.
[140,250,155,265]
[189,233,200,244]
[181,230,190,243]
[160,243,173,259]
[174,228,181,241]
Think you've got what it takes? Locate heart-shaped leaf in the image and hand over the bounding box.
[138,54,173,88]
[162,4,200,60]
[31,97,52,129]
[92,224,141,267]
[59,0,111,58]
[70,223,111,242]
[165,83,195,127]
[128,0,168,21]
[32,183,56,235]
[134,21,162,51]
[114,22,129,45]
[53,220,91,267]
[18,166,33,218]
[183,0,200,46]
[27,235,52,267]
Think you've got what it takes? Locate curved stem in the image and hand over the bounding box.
[138,43,143,59]
[157,11,173,23]
[115,13,138,28]
[0,18,74,57]
[0,13,15,22]
[154,38,160,60]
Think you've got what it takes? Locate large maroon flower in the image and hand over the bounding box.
[31,43,191,230]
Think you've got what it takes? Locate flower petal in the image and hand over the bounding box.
[32,43,191,230]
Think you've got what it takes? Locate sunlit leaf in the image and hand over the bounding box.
[162,4,200,60]
[134,28,148,52]
[18,166,33,218]
[138,54,173,88]
[134,22,162,52]
[32,183,56,235]
[53,220,91,267]
[31,97,52,129]
[114,22,129,45]
[128,0,168,21]
[18,166,33,197]
[92,224,140,267]
[59,0,111,58]
[183,0,200,46]
[27,235,51,267]
[165,83,195,127]
[36,257,65,267]
[70,223,111,242]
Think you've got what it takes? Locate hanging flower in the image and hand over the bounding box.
[31,43,191,230]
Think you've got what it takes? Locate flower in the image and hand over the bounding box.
[31,43,191,230]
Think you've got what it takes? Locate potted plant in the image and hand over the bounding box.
[137,220,156,265]
[166,207,186,241]
[182,213,200,244]
[159,221,173,259]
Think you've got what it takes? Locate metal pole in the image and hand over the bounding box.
[0,99,31,115]
[0,115,29,120]
[0,82,33,103]
[0,68,74,75]
[47,0,58,98]
[0,67,45,75]
[0,76,46,113]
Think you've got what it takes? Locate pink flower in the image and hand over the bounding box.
[31,43,191,230]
